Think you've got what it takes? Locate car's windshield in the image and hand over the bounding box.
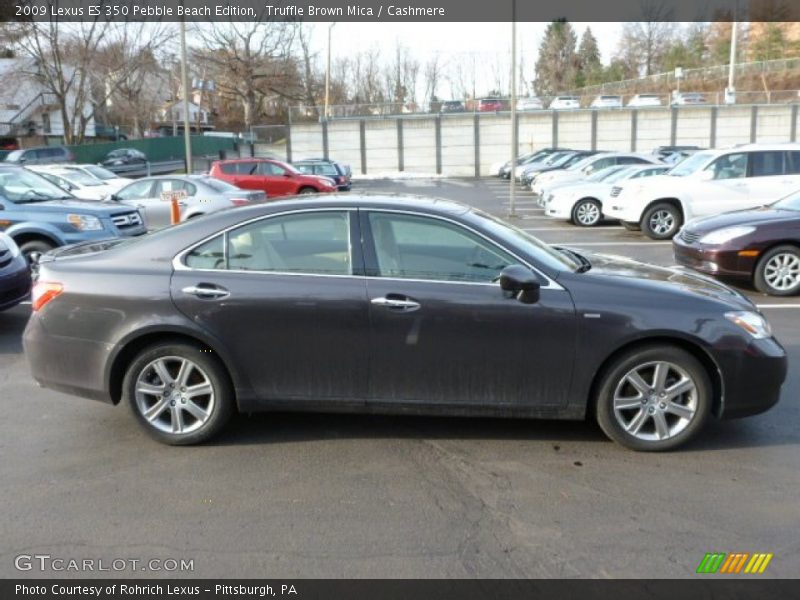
[59,170,104,187]
[6,150,24,161]
[471,209,582,273]
[668,151,713,176]
[543,152,572,166]
[771,191,800,211]
[593,166,631,182]
[82,166,118,181]
[563,154,592,169]
[0,168,74,202]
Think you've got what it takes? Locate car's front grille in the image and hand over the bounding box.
[111,212,143,229]
[679,229,701,244]
[610,186,622,197]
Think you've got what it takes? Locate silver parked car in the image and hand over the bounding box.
[110,175,266,230]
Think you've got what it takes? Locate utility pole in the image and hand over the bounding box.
[324,22,336,120]
[180,15,192,173]
[508,0,517,218]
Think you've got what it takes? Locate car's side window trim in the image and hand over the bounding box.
[359,208,562,290]
[175,207,363,279]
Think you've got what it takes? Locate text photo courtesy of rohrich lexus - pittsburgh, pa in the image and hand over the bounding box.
[1,0,800,598]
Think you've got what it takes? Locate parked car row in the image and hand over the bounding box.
[515,142,800,295]
[440,93,711,114]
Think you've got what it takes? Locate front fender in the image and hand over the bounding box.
[6,222,68,246]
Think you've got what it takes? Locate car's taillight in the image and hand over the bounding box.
[230,198,250,206]
[31,282,63,312]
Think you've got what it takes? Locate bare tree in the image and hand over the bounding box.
[296,25,321,117]
[7,18,173,144]
[423,53,444,109]
[192,20,298,129]
[616,1,676,76]
[384,42,420,109]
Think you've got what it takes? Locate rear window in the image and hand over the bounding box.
[200,177,238,192]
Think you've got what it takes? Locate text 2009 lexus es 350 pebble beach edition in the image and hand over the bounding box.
[23,195,787,451]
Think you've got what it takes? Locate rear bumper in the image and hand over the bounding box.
[23,314,113,403]
[716,337,788,419]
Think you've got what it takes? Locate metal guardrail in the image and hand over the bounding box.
[104,160,187,178]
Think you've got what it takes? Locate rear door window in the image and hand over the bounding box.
[749,151,786,177]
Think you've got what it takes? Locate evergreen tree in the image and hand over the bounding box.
[575,27,602,87]
[534,19,578,96]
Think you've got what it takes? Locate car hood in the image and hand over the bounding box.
[684,206,800,233]
[20,198,137,216]
[571,250,753,308]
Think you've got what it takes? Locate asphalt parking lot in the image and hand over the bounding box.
[1,177,798,579]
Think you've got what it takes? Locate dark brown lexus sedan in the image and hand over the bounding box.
[673,192,800,296]
[23,196,787,451]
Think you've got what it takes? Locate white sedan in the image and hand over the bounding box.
[544,164,670,226]
[59,164,133,193]
[26,165,117,201]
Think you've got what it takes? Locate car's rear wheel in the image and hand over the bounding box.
[123,341,234,445]
[754,245,800,296]
[595,345,711,451]
[572,198,602,227]
[298,187,317,195]
[19,239,55,275]
[641,203,682,240]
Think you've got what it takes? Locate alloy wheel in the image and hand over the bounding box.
[648,210,675,236]
[134,356,215,435]
[575,201,600,226]
[612,361,698,442]
[763,252,800,292]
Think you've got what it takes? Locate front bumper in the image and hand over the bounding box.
[716,336,788,419]
[672,236,754,280]
[545,202,572,219]
[0,258,32,311]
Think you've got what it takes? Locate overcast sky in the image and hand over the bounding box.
[305,22,623,97]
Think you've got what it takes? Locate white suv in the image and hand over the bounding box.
[604,144,800,239]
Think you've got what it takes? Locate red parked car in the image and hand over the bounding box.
[210,158,337,198]
[477,98,504,112]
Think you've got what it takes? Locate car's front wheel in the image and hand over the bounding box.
[298,187,317,195]
[754,245,800,296]
[123,341,234,445]
[572,198,602,227]
[641,203,682,240]
[595,345,711,451]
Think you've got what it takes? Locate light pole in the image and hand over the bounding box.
[324,22,337,120]
[180,15,192,173]
[508,1,518,218]
[726,20,738,105]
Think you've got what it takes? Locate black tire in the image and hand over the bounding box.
[753,245,800,296]
[298,187,317,195]
[123,341,235,445]
[594,345,712,451]
[641,202,682,240]
[621,221,640,231]
[571,198,602,227]
[19,239,55,272]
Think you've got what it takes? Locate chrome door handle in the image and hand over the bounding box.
[371,296,421,311]
[182,285,230,299]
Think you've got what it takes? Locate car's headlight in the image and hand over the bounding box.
[725,311,772,339]
[67,214,103,231]
[699,226,755,245]
[0,232,21,258]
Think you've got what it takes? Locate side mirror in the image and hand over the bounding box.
[284,172,293,177]
[499,265,541,304]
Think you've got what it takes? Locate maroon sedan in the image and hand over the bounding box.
[673,192,800,296]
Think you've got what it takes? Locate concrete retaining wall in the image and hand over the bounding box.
[290,104,800,176]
